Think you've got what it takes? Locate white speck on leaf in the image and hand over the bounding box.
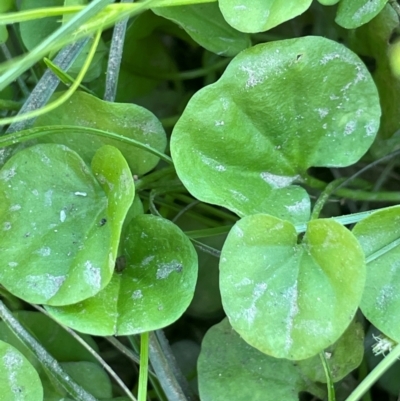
[32,189,39,196]
[36,247,51,256]
[260,172,299,189]
[141,255,155,267]
[9,204,21,212]
[156,260,182,279]
[60,210,66,223]
[74,191,87,197]
[215,120,224,126]
[316,108,329,119]
[26,273,66,299]
[8,262,18,267]
[132,290,143,299]
[84,261,101,289]
[344,120,356,135]
[0,167,16,181]
[44,190,53,206]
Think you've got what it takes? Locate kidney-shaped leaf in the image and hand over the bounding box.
[220,214,365,360]
[352,206,400,342]
[0,340,43,401]
[171,36,381,224]
[45,214,198,335]
[198,318,324,401]
[152,3,251,56]
[34,91,167,175]
[0,144,134,306]
[219,0,313,33]
[336,0,388,29]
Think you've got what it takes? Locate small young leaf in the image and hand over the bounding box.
[352,205,400,342]
[0,340,43,401]
[171,36,380,223]
[152,3,251,56]
[220,214,365,360]
[34,91,167,175]
[197,318,324,401]
[218,0,313,33]
[0,144,134,306]
[45,214,198,335]
[335,0,388,29]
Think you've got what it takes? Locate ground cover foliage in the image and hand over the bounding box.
[1,0,400,400]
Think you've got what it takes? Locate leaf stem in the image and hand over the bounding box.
[320,352,336,401]
[345,343,400,401]
[138,332,150,401]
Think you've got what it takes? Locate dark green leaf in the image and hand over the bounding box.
[152,3,251,56]
[34,91,167,175]
[197,318,324,401]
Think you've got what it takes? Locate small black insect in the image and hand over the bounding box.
[115,256,126,273]
[99,218,107,226]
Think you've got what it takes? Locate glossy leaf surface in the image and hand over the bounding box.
[219,0,313,33]
[152,3,250,56]
[353,206,400,342]
[0,340,43,401]
[0,144,134,305]
[34,91,167,175]
[336,0,388,29]
[171,36,380,223]
[46,215,198,335]
[220,214,365,359]
[198,318,324,401]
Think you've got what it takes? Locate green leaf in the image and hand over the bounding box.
[220,214,365,360]
[0,143,134,306]
[336,0,388,29]
[152,3,251,57]
[34,91,167,175]
[218,0,313,33]
[0,0,14,12]
[197,318,324,401]
[297,319,364,382]
[171,36,380,223]
[61,361,113,399]
[0,311,99,364]
[0,340,43,401]
[0,26,8,44]
[19,0,63,51]
[347,4,399,140]
[45,214,198,335]
[352,205,400,342]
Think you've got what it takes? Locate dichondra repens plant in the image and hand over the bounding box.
[1,1,400,401]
